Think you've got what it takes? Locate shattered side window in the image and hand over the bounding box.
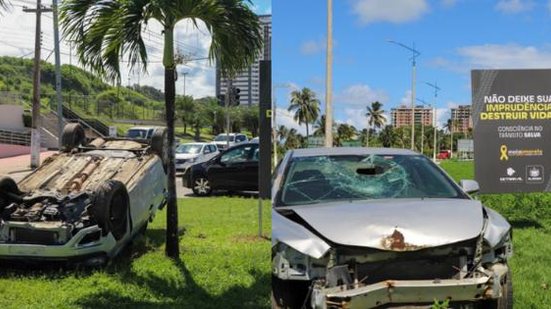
[280,154,461,206]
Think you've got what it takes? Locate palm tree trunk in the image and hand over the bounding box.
[305,123,309,147]
[164,24,179,259]
[366,122,370,148]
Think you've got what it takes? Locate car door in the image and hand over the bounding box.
[207,144,250,190]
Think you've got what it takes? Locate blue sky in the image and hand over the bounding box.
[273,0,551,133]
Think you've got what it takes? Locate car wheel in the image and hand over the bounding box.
[0,176,21,211]
[92,180,129,241]
[192,177,212,196]
[61,123,85,152]
[150,128,168,172]
[481,270,513,309]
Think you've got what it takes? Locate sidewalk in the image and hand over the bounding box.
[0,151,57,175]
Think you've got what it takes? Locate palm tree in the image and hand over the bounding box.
[335,123,356,146]
[365,101,386,147]
[379,125,397,148]
[445,118,456,158]
[60,0,262,259]
[288,88,320,144]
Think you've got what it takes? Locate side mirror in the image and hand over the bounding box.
[460,179,479,194]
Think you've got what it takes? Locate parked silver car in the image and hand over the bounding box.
[175,142,219,171]
[272,147,512,309]
[0,124,167,266]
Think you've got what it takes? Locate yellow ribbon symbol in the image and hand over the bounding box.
[500,145,508,161]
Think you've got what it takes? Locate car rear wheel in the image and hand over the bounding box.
[61,123,85,152]
[192,177,212,196]
[92,180,129,241]
[0,176,21,211]
[150,128,168,172]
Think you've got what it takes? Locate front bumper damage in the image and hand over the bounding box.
[0,222,116,261]
[311,263,508,309]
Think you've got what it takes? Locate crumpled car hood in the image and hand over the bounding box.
[291,198,484,251]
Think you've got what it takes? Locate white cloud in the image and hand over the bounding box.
[275,108,307,135]
[334,84,389,106]
[431,44,551,74]
[495,0,534,14]
[351,0,429,25]
[458,44,551,69]
[300,38,326,55]
[399,90,413,106]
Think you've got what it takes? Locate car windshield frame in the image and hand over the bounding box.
[275,153,468,207]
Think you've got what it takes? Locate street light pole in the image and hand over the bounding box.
[388,40,420,151]
[324,0,333,147]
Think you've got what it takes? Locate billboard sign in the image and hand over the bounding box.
[472,69,551,193]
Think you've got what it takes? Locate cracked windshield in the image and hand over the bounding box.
[281,154,461,205]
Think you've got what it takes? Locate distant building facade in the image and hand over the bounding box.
[450,105,472,134]
[215,14,272,106]
[391,105,434,128]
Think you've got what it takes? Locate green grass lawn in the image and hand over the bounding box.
[0,197,271,309]
[440,160,551,307]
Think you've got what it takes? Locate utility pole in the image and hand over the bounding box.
[52,0,63,149]
[426,82,441,161]
[324,0,333,147]
[24,1,52,168]
[388,40,420,151]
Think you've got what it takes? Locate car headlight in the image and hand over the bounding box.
[188,157,196,163]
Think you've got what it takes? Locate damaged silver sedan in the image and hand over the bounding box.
[272,148,512,309]
[0,123,167,266]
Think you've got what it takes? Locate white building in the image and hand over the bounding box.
[216,14,271,106]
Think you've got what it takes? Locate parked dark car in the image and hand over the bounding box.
[182,142,259,196]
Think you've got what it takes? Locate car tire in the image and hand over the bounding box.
[192,176,212,196]
[61,123,85,152]
[151,128,168,172]
[92,180,129,241]
[481,270,513,309]
[0,176,21,211]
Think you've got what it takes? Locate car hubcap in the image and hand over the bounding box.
[194,178,210,194]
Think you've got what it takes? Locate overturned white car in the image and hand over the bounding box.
[272,148,512,309]
[0,123,167,265]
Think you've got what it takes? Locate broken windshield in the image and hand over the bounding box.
[279,154,464,206]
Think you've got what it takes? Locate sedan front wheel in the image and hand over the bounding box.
[192,177,212,196]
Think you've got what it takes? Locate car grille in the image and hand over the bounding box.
[176,159,187,164]
[11,228,59,245]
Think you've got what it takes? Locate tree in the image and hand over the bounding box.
[61,0,262,259]
[175,95,194,135]
[379,125,397,148]
[365,101,386,147]
[288,88,320,143]
[335,123,356,146]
